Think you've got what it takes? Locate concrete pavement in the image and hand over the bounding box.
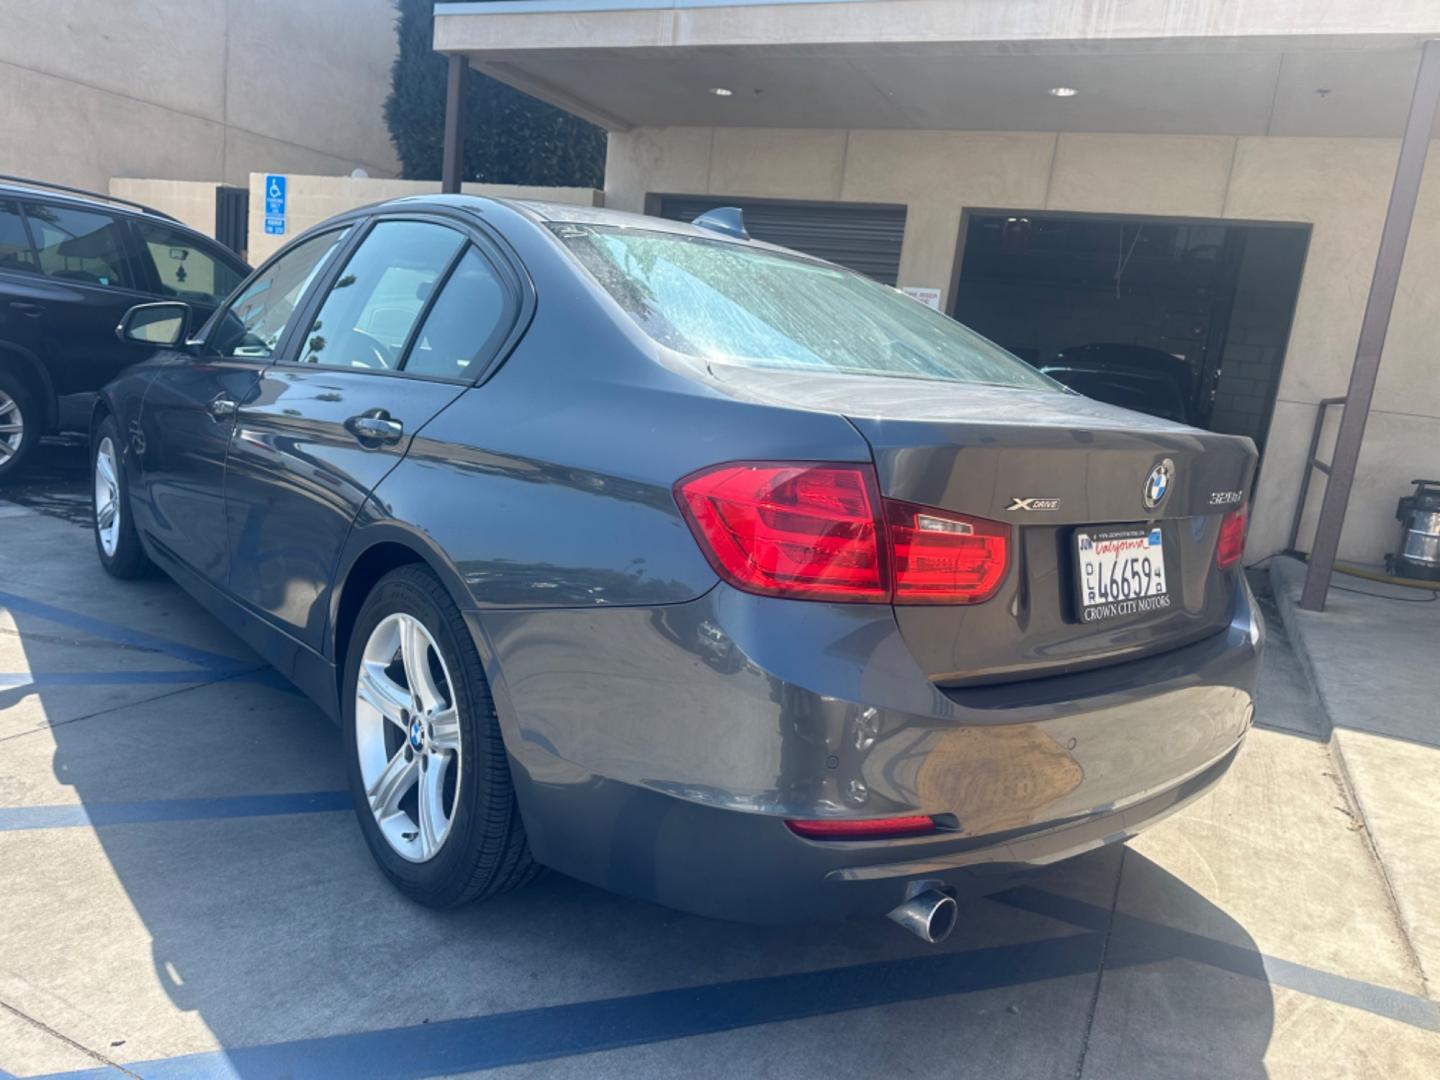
[1271,556,1440,1003]
[0,441,1436,1078]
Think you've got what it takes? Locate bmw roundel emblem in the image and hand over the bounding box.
[1143,460,1174,511]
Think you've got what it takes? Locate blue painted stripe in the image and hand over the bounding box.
[0,669,277,688]
[997,887,1440,1033]
[32,933,1106,1080]
[0,792,352,832]
[0,589,251,672]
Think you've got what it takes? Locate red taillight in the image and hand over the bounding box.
[885,499,1010,604]
[1216,504,1247,569]
[786,815,938,840]
[675,463,888,601]
[675,462,1011,604]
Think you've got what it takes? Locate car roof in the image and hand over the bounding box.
[0,176,189,224]
[370,193,832,263]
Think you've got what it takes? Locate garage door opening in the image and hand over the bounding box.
[952,211,1309,452]
[650,194,907,285]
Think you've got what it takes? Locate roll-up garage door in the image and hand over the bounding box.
[653,195,907,286]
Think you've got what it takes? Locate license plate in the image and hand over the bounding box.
[1076,526,1172,623]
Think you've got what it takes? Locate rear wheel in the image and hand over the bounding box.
[0,371,38,484]
[342,565,539,907]
[92,415,152,578]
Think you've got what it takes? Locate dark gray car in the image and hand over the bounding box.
[92,196,1260,942]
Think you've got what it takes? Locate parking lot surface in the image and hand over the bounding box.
[2,440,1437,1078]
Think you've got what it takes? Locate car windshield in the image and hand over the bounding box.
[551,223,1055,390]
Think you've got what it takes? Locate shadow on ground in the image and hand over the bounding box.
[0,436,92,526]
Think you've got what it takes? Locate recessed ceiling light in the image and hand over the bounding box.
[1048,86,1079,98]
[709,87,734,97]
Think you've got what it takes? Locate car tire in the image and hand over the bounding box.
[92,414,152,579]
[0,370,39,484]
[342,565,540,907]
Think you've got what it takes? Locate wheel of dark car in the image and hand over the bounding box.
[91,415,152,578]
[0,371,38,484]
[342,565,539,907]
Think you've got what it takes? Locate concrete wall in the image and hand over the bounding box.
[244,174,605,265]
[605,127,1440,566]
[0,0,400,192]
[107,179,220,239]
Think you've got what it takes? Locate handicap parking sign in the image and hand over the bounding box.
[263,174,286,235]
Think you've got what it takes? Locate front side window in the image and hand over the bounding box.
[297,221,464,370]
[23,202,133,289]
[553,224,1056,391]
[211,228,350,359]
[0,201,36,272]
[137,222,246,306]
[403,248,508,379]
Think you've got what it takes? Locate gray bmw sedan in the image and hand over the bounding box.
[92,197,1260,942]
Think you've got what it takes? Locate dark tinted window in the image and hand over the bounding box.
[0,201,35,271]
[137,222,245,306]
[23,202,133,289]
[212,228,349,359]
[403,247,507,379]
[298,221,463,370]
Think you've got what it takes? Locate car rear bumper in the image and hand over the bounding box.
[471,577,1261,924]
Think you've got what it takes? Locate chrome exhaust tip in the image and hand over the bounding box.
[887,887,958,944]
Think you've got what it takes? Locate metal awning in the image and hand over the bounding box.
[432,0,1440,136]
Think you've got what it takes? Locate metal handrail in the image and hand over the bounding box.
[0,173,179,222]
[1285,396,1347,555]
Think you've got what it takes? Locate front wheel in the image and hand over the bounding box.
[92,415,152,578]
[342,565,539,907]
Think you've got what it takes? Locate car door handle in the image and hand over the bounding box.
[345,411,404,446]
[209,395,238,419]
[8,301,43,317]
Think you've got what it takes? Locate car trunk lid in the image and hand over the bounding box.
[709,367,1258,684]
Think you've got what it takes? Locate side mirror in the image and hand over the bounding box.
[116,301,192,348]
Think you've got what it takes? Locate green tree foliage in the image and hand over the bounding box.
[383,0,606,186]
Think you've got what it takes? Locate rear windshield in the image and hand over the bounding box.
[551,223,1054,390]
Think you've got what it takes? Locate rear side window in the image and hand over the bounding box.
[403,248,508,379]
[297,220,464,370]
[553,224,1055,391]
[212,227,350,359]
[23,202,134,289]
[136,222,245,306]
[0,201,35,271]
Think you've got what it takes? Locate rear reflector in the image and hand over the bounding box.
[1216,504,1247,568]
[786,815,938,840]
[675,462,1011,604]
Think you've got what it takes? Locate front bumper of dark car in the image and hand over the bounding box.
[472,577,1261,924]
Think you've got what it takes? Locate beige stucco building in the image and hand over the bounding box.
[433,0,1440,568]
[0,0,400,193]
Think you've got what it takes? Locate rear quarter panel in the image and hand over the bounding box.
[368,338,873,612]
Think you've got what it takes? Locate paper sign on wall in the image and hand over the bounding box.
[900,286,942,311]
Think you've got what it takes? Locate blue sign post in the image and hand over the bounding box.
[263,174,287,236]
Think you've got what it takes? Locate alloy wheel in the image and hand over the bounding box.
[94,436,121,557]
[0,390,23,465]
[355,612,463,863]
